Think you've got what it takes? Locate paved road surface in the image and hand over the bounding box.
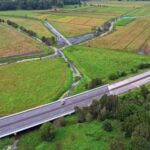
[44,21,72,46]
[0,71,150,138]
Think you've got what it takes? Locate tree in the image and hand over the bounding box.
[132,123,150,140]
[109,138,125,150]
[131,136,150,150]
[140,86,149,99]
[102,120,113,132]
[40,122,55,141]
[53,117,66,128]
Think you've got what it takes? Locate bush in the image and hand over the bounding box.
[109,71,127,80]
[132,123,150,140]
[140,86,149,99]
[131,136,150,150]
[109,138,125,150]
[40,122,55,141]
[138,63,150,70]
[0,18,5,23]
[86,78,103,89]
[109,73,119,80]
[131,68,138,74]
[7,20,18,28]
[53,117,66,128]
[102,120,113,132]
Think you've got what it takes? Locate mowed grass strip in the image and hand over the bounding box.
[0,24,45,58]
[0,59,72,116]
[87,18,150,52]
[64,45,150,81]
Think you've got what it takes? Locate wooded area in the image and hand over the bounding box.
[0,0,81,10]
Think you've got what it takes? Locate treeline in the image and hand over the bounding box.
[0,0,81,10]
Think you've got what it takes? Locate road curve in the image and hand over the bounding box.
[0,71,150,138]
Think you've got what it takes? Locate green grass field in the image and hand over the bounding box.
[115,18,135,26]
[64,45,150,93]
[0,59,72,116]
[64,45,150,80]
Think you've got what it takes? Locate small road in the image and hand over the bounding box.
[0,70,150,139]
[44,21,72,46]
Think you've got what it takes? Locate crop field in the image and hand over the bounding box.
[127,4,150,16]
[87,18,150,52]
[64,45,150,80]
[0,2,145,38]
[0,24,51,58]
[0,59,72,116]
[1,17,53,38]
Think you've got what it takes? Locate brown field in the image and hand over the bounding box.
[87,18,150,52]
[1,17,53,38]
[0,24,43,58]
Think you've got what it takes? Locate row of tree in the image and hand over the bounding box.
[0,0,81,10]
[0,18,56,46]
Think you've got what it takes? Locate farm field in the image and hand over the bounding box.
[0,59,72,116]
[0,17,54,38]
[87,17,150,52]
[64,45,150,80]
[127,4,150,16]
[0,1,147,38]
[0,24,52,58]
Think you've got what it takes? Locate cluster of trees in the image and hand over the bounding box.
[75,85,150,150]
[7,20,19,28]
[41,36,55,46]
[20,26,37,37]
[109,71,127,80]
[39,117,66,141]
[0,0,81,10]
[38,85,150,149]
[92,21,112,37]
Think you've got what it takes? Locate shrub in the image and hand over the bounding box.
[86,78,103,89]
[7,20,18,28]
[53,117,66,128]
[102,120,113,132]
[40,122,55,141]
[138,63,150,70]
[109,138,125,150]
[131,68,138,74]
[109,73,119,80]
[0,18,5,23]
[140,86,149,99]
[131,136,150,150]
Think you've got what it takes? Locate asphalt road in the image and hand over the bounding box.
[0,71,150,138]
[44,21,72,46]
